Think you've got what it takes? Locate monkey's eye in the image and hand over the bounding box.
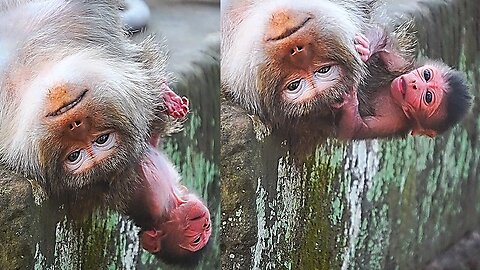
[284,79,307,100]
[287,80,301,91]
[314,65,339,82]
[67,150,81,162]
[423,69,432,82]
[317,65,331,74]
[192,235,202,245]
[424,90,434,104]
[95,134,109,145]
[65,149,86,171]
[94,132,116,151]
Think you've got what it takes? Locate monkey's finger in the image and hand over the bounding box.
[354,33,370,48]
[331,101,346,109]
[355,45,370,62]
[181,96,189,106]
[355,45,369,55]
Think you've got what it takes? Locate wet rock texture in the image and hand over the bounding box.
[220,0,480,269]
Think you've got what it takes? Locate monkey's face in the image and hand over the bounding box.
[173,195,212,253]
[140,195,212,255]
[43,85,118,175]
[391,64,446,135]
[1,51,159,191]
[222,0,366,124]
[260,11,359,121]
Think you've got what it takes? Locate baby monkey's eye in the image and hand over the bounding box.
[425,90,433,104]
[193,236,201,245]
[423,69,432,82]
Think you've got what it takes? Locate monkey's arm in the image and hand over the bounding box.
[365,23,416,71]
[337,91,406,140]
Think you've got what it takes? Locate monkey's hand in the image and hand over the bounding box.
[354,34,370,63]
[162,86,189,119]
[342,90,359,111]
[331,98,347,109]
[336,90,361,140]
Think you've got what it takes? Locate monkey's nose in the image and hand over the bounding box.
[203,220,211,229]
[289,44,310,66]
[65,118,88,139]
[290,45,304,56]
[69,120,83,130]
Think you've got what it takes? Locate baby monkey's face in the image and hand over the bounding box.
[391,65,446,134]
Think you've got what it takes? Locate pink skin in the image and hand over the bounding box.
[337,65,445,139]
[161,83,189,119]
[137,146,211,255]
[140,191,212,254]
[354,33,371,63]
[148,84,189,147]
[390,65,445,136]
[130,82,208,256]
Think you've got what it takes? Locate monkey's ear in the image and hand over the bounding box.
[140,230,163,253]
[410,128,437,138]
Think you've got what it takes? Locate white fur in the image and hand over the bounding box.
[222,0,366,114]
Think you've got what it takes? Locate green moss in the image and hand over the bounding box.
[293,142,346,270]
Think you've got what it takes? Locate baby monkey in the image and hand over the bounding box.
[337,24,473,139]
[128,146,211,266]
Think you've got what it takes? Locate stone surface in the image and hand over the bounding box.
[426,230,480,270]
[0,169,37,270]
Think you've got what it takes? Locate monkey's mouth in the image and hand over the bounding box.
[266,16,312,41]
[393,76,406,100]
[47,90,88,117]
[399,77,407,97]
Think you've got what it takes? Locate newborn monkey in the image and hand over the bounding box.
[128,148,212,266]
[337,24,472,139]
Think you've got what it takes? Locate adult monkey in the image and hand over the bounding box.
[0,0,210,263]
[337,22,473,139]
[221,0,371,134]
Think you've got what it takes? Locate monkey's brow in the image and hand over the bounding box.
[266,17,312,41]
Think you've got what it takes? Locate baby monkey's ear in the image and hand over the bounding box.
[140,229,165,253]
[411,127,437,138]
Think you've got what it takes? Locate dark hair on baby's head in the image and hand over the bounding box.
[433,69,472,134]
[418,59,473,134]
